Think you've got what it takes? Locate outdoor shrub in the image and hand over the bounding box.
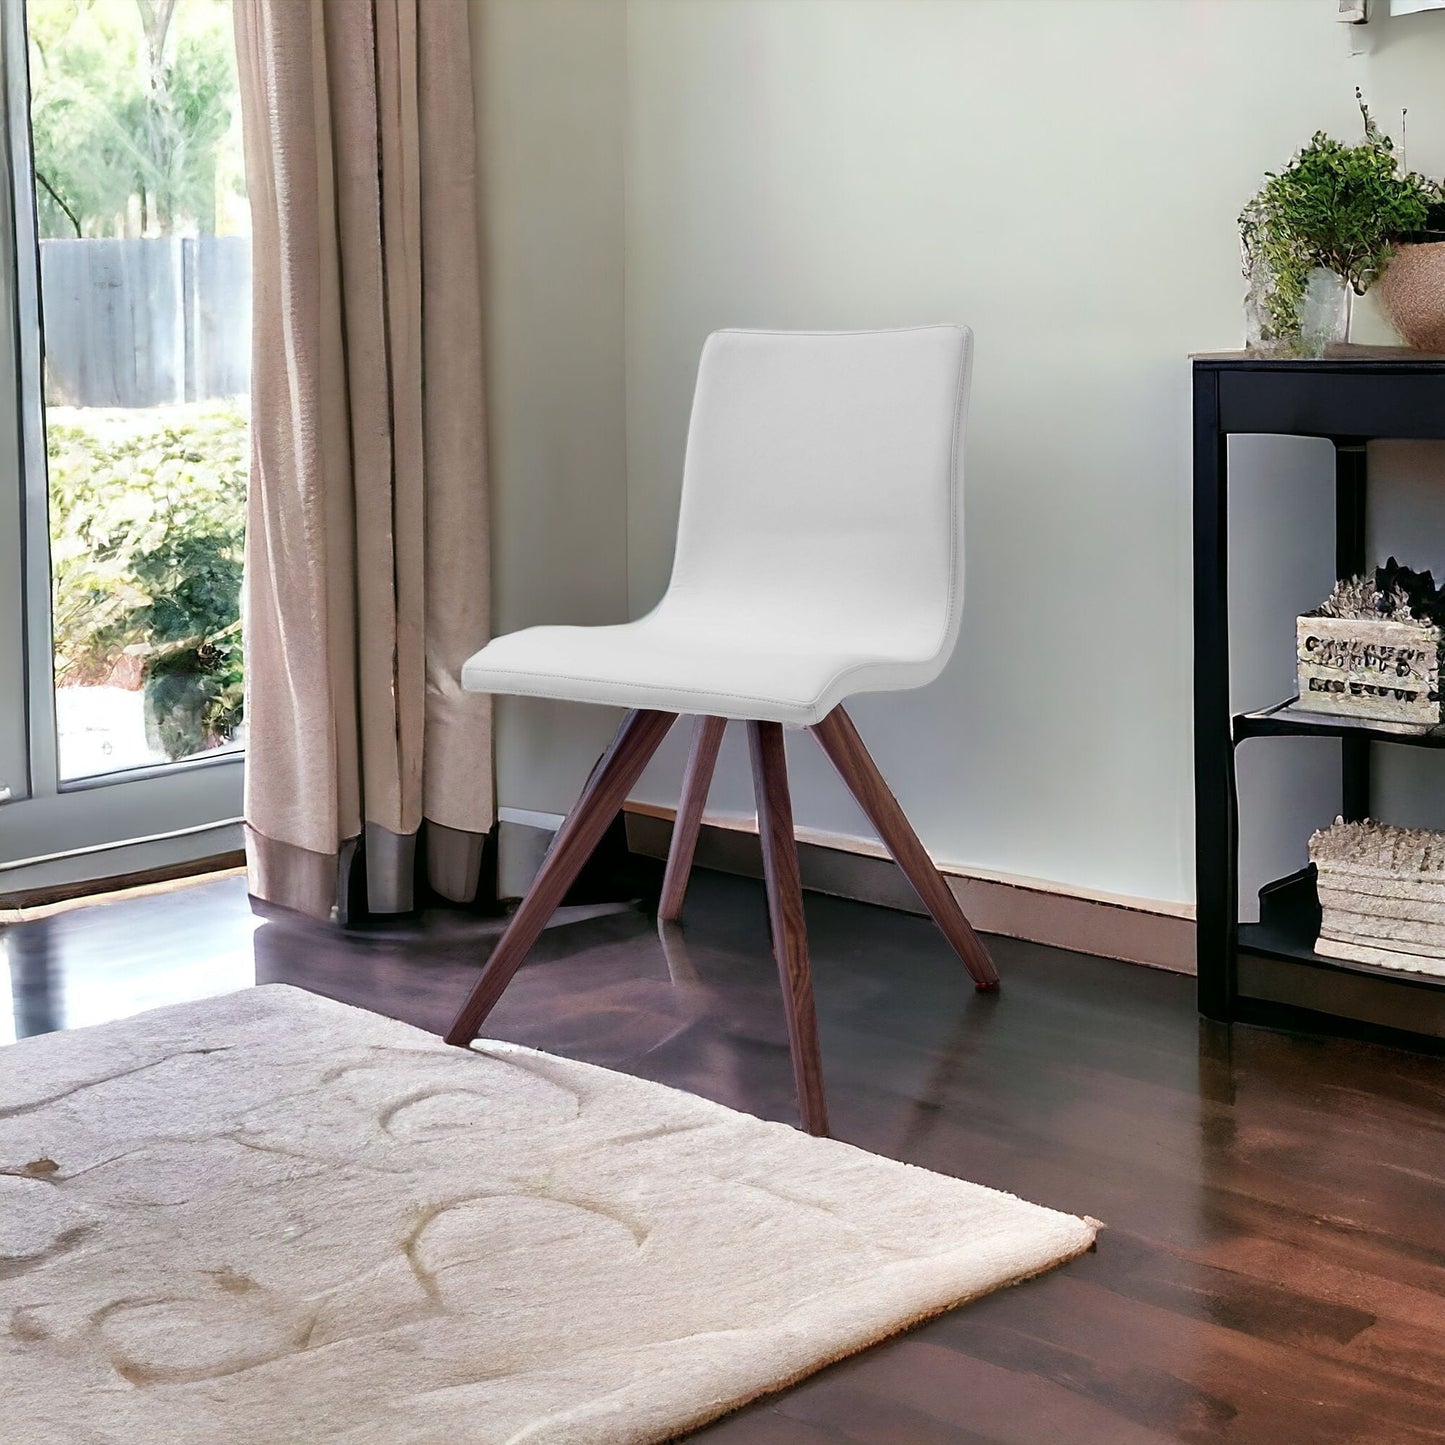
[47,401,246,758]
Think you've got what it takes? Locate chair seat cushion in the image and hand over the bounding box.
[461,618,931,725]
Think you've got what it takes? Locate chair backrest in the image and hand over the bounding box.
[663,326,973,670]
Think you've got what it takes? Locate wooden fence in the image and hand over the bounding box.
[39,236,251,408]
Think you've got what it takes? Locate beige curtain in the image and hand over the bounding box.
[234,0,492,919]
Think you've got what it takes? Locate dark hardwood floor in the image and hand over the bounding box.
[3,869,1443,1443]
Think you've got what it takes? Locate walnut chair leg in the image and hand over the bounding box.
[747,720,830,1137]
[810,705,1000,992]
[658,716,727,923]
[445,708,679,1047]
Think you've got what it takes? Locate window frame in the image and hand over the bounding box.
[0,0,244,895]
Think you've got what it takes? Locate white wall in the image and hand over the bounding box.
[621,0,1445,909]
[471,0,629,818]
[474,0,1445,910]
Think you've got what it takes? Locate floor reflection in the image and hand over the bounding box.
[4,925,61,1042]
[1,877,259,1041]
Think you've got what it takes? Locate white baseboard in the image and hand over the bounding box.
[0,819,245,903]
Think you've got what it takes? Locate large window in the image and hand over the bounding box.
[0,0,247,897]
[29,0,248,780]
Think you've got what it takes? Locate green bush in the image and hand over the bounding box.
[47,402,246,758]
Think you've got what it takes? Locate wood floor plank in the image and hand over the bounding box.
[5,868,1443,1442]
[759,1341,1182,1445]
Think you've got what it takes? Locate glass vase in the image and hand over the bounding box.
[1297,269,1353,358]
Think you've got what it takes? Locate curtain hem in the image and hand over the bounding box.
[245,824,345,921]
[246,819,488,919]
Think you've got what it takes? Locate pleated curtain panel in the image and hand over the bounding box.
[233,0,492,920]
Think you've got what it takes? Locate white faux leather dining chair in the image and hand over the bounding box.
[447,326,997,1136]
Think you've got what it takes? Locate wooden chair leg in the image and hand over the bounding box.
[747,720,830,1137]
[810,705,1000,992]
[445,708,678,1046]
[658,716,727,923]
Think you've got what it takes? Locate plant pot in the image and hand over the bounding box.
[1375,241,1445,352]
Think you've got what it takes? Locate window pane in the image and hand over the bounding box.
[27,0,248,781]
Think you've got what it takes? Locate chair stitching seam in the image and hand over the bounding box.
[464,655,929,712]
[712,325,965,338]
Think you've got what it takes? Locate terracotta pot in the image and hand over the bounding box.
[1376,241,1445,352]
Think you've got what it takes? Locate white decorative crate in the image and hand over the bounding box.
[1309,818,1445,977]
[1296,614,1444,731]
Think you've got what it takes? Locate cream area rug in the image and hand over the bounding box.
[1,985,1097,1443]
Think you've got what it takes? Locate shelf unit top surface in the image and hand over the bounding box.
[1193,345,1445,370]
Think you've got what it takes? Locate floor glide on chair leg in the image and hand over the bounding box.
[658,716,726,924]
[747,720,830,1137]
[444,709,678,1047]
[810,706,1000,992]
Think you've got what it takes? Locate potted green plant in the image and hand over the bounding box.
[1240,92,1441,355]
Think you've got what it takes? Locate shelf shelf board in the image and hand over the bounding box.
[1234,698,1445,749]
[1237,920,1445,993]
[1240,868,1445,995]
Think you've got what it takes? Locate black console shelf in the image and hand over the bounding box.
[1193,346,1445,1051]
[1236,699,1445,749]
